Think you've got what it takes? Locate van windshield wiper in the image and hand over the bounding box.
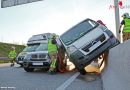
[73,32,86,41]
[79,32,86,36]
[64,39,74,45]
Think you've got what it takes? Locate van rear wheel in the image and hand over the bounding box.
[24,67,34,72]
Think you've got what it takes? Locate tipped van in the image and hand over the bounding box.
[60,18,120,74]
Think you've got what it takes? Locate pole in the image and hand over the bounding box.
[114,0,121,41]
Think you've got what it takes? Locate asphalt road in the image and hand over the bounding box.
[0,66,102,90]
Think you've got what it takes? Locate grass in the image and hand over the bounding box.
[0,60,11,63]
[0,42,26,64]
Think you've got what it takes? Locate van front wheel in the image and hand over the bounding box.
[78,68,86,75]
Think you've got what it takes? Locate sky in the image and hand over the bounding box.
[0,0,130,45]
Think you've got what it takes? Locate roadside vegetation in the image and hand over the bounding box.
[0,42,26,63]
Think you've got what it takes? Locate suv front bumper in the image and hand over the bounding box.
[23,61,50,68]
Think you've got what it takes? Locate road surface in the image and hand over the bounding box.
[0,65,102,90]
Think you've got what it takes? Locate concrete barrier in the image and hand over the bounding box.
[102,40,130,90]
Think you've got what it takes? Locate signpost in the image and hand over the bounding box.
[114,0,120,41]
[1,0,43,8]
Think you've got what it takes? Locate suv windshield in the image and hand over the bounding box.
[60,19,98,45]
[35,43,48,51]
[23,44,40,52]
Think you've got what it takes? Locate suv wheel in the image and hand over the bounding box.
[24,67,34,72]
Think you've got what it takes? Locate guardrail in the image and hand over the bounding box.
[0,57,13,63]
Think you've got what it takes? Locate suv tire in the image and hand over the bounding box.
[24,67,34,72]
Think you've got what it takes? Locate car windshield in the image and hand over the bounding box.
[35,43,48,51]
[23,44,40,52]
[60,19,98,45]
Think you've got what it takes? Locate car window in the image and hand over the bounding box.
[23,44,40,52]
[60,19,98,45]
[35,43,48,51]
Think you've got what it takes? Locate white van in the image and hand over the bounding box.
[60,18,120,74]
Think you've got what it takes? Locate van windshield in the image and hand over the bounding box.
[35,43,48,51]
[60,19,98,45]
[23,44,40,52]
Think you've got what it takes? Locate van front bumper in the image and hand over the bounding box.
[69,37,119,69]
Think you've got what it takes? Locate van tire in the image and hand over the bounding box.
[24,67,34,72]
[79,68,86,75]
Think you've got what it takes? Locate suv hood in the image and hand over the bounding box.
[18,52,28,57]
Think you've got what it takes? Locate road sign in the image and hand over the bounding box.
[1,0,43,8]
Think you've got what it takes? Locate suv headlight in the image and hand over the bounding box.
[67,45,77,54]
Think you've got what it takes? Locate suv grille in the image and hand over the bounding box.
[32,54,38,58]
[30,54,47,61]
[39,54,46,58]
[82,34,106,52]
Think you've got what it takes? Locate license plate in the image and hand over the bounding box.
[32,63,43,65]
[19,61,23,63]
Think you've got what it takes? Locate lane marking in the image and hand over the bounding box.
[56,72,80,90]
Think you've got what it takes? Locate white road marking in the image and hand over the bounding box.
[56,72,80,90]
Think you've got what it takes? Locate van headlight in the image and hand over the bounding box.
[67,45,77,54]
[100,25,108,31]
